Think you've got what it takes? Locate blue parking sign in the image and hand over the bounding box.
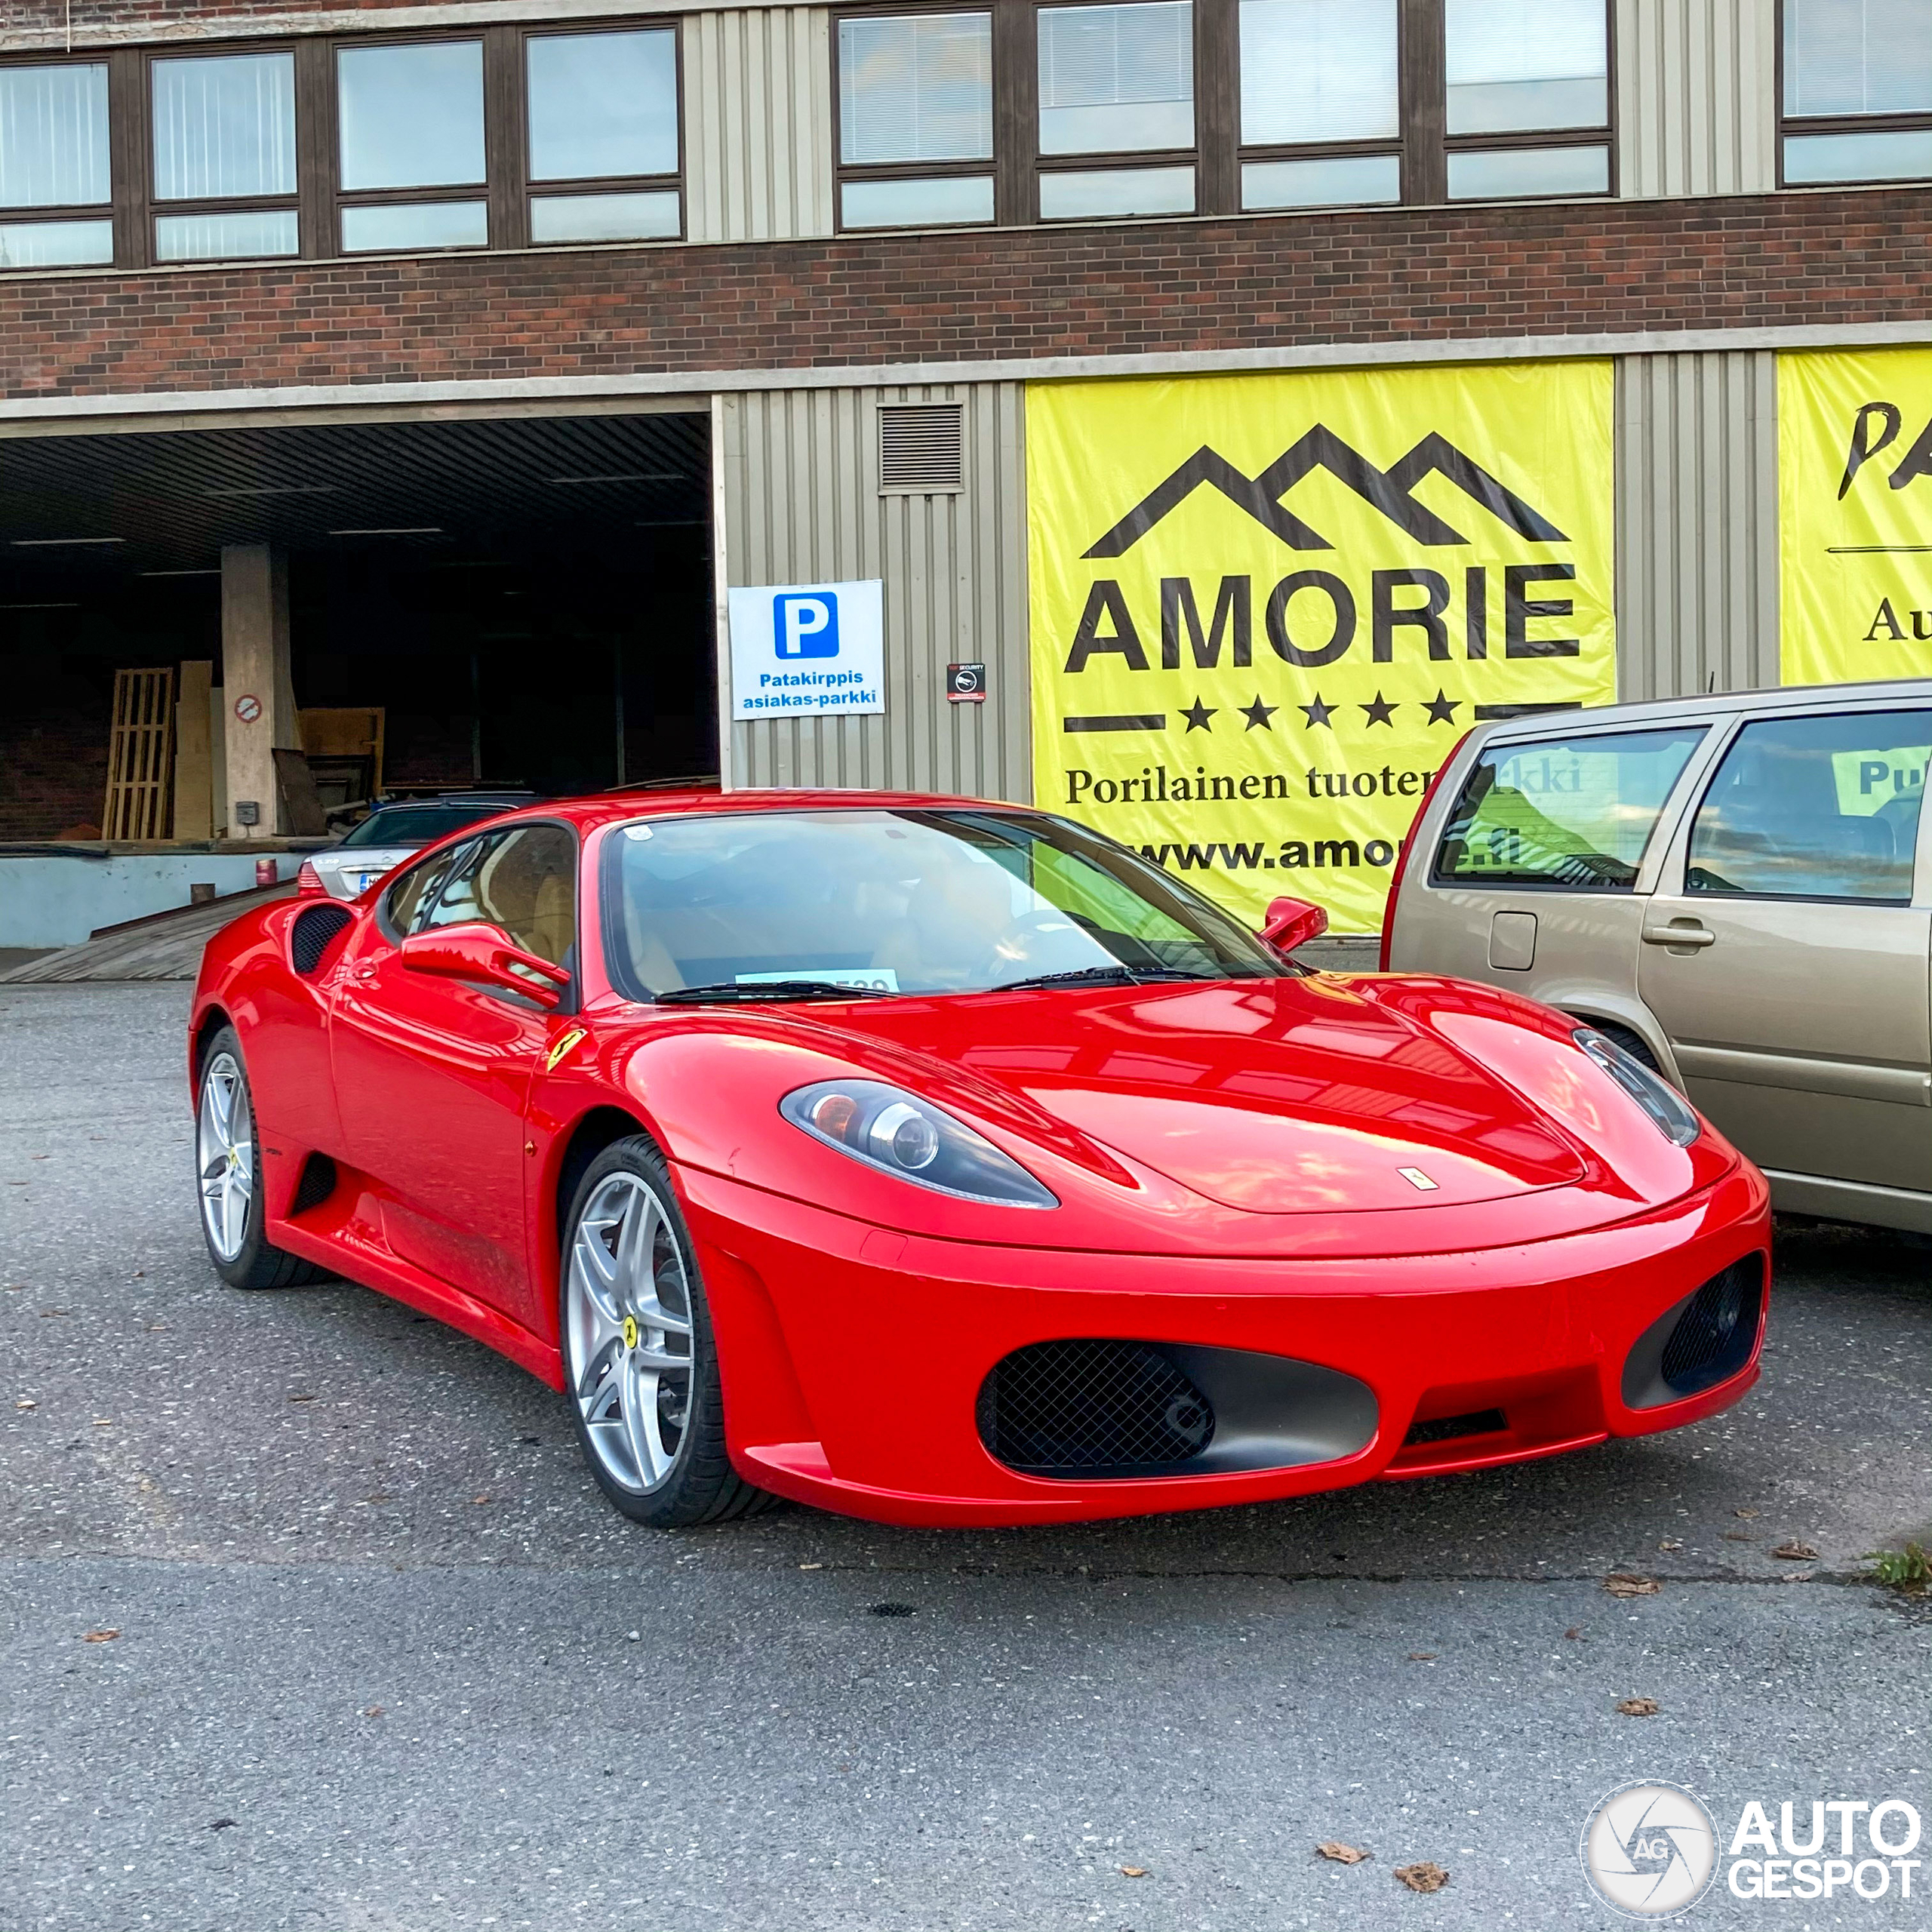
[776,591,839,659]
[728,579,885,720]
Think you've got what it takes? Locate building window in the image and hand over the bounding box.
[1442,0,1611,198]
[836,11,995,229]
[1780,0,1932,185]
[833,0,1611,230]
[337,40,488,251]
[0,62,113,266]
[1037,1,1195,217]
[527,29,682,243]
[151,52,299,261]
[1238,0,1400,210]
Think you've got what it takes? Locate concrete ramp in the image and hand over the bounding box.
[0,881,296,983]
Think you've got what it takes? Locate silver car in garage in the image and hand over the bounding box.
[1382,678,1931,1234]
[303,793,538,901]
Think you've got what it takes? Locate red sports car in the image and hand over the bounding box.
[189,789,1770,1529]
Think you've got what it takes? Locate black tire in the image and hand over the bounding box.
[558,1135,777,1528]
[194,1026,328,1290]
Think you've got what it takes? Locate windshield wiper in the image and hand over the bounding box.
[994,964,1208,994]
[653,979,897,1005]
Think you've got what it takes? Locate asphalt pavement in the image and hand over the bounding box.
[2,982,1926,1932]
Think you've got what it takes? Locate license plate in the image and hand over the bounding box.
[346,872,375,895]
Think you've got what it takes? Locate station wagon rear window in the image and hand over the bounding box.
[1432,727,1706,891]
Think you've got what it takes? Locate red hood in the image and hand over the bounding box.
[829,976,1587,1215]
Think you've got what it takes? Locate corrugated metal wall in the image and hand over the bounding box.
[720,383,1033,800]
[1616,0,1778,197]
[1614,350,1781,700]
[684,6,835,244]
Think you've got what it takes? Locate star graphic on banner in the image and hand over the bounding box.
[1240,695,1278,731]
[1361,692,1398,727]
[1300,694,1336,728]
[1180,697,1217,731]
[1423,690,1461,725]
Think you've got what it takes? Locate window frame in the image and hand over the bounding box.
[0,54,118,266]
[1775,0,1932,189]
[827,0,1615,232]
[0,12,686,274]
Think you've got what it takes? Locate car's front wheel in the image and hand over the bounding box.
[195,1026,327,1290]
[561,1137,774,1527]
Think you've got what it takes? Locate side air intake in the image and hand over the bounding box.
[1621,1254,1767,1409]
[290,903,353,976]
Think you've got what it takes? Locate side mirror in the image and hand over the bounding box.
[399,921,571,1009]
[1260,894,1328,955]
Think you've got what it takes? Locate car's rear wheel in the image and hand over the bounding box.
[195,1026,327,1290]
[561,1137,775,1527]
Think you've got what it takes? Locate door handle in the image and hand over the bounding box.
[1642,920,1716,949]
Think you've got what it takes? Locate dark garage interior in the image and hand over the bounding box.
[0,407,715,840]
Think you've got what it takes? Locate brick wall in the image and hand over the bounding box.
[3,189,1926,403]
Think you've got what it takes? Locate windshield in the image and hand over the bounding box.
[601,808,1284,999]
[340,802,513,848]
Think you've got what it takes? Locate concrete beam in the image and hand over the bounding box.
[220,546,296,839]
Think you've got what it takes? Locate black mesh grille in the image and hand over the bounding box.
[290,903,353,976]
[977,1340,1216,1476]
[1660,1256,1764,1395]
[1403,1407,1507,1447]
[290,1153,337,1216]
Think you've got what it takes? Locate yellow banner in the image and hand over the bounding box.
[1780,347,1932,687]
[1027,362,1617,933]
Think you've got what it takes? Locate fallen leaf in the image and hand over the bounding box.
[1395,1862,1449,1893]
[1734,1507,1760,1519]
[1407,1652,1436,1662]
[1656,1539,1683,1552]
[14,1398,35,1411]
[1119,1866,1149,1878]
[1563,1627,1583,1640]
[1770,1540,1818,1561]
[208,1819,236,1832]
[1723,1531,1755,1542]
[288,1393,315,1404]
[1615,1697,1660,1717]
[1316,1841,1369,1865]
[471,1494,491,1506]
[363,1706,385,1718]
[82,1629,119,1643]
[1604,1573,1660,1598]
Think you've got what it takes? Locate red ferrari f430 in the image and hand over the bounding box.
[190,791,1770,1527]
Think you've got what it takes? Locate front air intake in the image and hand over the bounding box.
[977,1340,1214,1475]
[1622,1254,1767,1409]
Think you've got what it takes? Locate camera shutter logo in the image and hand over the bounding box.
[1580,1782,1718,1918]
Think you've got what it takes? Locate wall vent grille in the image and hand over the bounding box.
[878,404,965,494]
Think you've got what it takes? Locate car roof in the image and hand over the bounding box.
[1466,676,1932,749]
[463,786,1041,837]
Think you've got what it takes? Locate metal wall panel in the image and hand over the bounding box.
[1617,0,1778,197]
[685,7,835,244]
[1614,349,1780,700]
[721,383,1033,800]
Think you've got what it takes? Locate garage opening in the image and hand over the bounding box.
[0,405,715,844]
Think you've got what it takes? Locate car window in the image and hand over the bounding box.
[383,842,470,937]
[340,801,512,848]
[417,823,577,965]
[1687,710,1929,903]
[1432,728,1708,891]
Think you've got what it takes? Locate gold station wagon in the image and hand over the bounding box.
[1382,679,1931,1235]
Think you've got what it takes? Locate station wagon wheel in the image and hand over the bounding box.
[193,1025,327,1291]
[560,1137,775,1527]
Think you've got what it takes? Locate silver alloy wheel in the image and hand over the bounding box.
[196,1050,254,1263]
[565,1171,696,1494]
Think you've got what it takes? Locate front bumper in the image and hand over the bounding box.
[678,1160,1770,1527]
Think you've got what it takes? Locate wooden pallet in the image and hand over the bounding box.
[102,667,177,841]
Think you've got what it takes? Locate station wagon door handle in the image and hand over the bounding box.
[1641,919,1716,949]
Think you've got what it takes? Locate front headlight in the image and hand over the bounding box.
[1573,1029,1700,1147]
[780,1079,1059,1208]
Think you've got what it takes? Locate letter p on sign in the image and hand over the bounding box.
[776,592,838,659]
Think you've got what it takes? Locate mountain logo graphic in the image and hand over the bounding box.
[1083,425,1569,558]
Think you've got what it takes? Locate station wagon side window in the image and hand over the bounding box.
[1686,710,1929,904]
[1431,728,1707,891]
